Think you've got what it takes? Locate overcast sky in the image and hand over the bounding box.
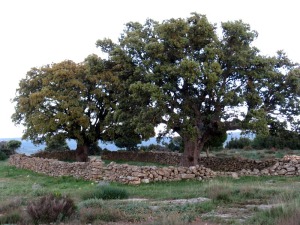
[0,0,299,138]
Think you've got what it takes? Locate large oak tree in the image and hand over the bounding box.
[12,54,120,159]
[97,13,300,166]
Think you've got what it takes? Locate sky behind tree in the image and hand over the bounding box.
[0,0,299,138]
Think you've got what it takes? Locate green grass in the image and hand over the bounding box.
[2,159,300,224]
[206,148,300,160]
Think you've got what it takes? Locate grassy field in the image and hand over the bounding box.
[201,148,300,160]
[1,158,300,225]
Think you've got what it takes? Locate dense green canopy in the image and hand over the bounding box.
[12,55,120,149]
[97,13,300,166]
[12,13,300,165]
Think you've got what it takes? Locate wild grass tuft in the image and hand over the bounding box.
[81,185,129,200]
[77,198,104,210]
[245,199,300,225]
[79,206,127,223]
[205,181,233,203]
[0,210,22,224]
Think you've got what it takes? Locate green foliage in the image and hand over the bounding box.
[0,151,8,160]
[0,140,21,156]
[252,131,300,150]
[165,136,184,152]
[12,12,300,166]
[114,135,140,151]
[166,132,227,153]
[81,186,129,200]
[12,55,122,150]
[6,140,21,150]
[225,137,253,149]
[225,129,300,150]
[27,194,76,224]
[97,12,300,165]
[139,143,169,152]
[44,135,70,152]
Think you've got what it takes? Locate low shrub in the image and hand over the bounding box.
[205,182,233,203]
[0,151,8,160]
[27,193,76,224]
[77,198,104,210]
[0,198,23,213]
[0,211,22,224]
[225,137,252,149]
[82,186,129,200]
[79,207,126,223]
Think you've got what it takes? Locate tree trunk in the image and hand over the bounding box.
[180,137,201,167]
[75,145,89,162]
[206,146,210,158]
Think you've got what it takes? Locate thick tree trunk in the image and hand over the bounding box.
[180,137,201,167]
[75,145,89,162]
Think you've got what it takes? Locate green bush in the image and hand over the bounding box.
[225,137,252,149]
[27,194,75,224]
[44,136,70,152]
[252,134,300,150]
[0,151,8,160]
[82,186,129,200]
[0,140,21,156]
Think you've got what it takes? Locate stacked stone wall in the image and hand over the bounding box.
[32,151,77,161]
[31,150,277,172]
[101,151,181,165]
[10,153,300,185]
[101,151,277,171]
[217,155,300,177]
[9,154,215,185]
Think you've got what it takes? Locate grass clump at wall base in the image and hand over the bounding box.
[27,193,76,224]
[82,185,129,200]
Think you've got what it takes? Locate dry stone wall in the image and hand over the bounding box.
[9,154,215,185]
[101,151,277,171]
[32,150,277,172]
[101,151,180,165]
[9,154,300,185]
[217,155,300,177]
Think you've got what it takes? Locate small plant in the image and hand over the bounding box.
[0,151,8,160]
[77,198,104,210]
[27,193,75,224]
[205,181,233,203]
[79,207,126,223]
[0,211,22,224]
[276,208,300,225]
[82,186,129,200]
[0,198,23,213]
